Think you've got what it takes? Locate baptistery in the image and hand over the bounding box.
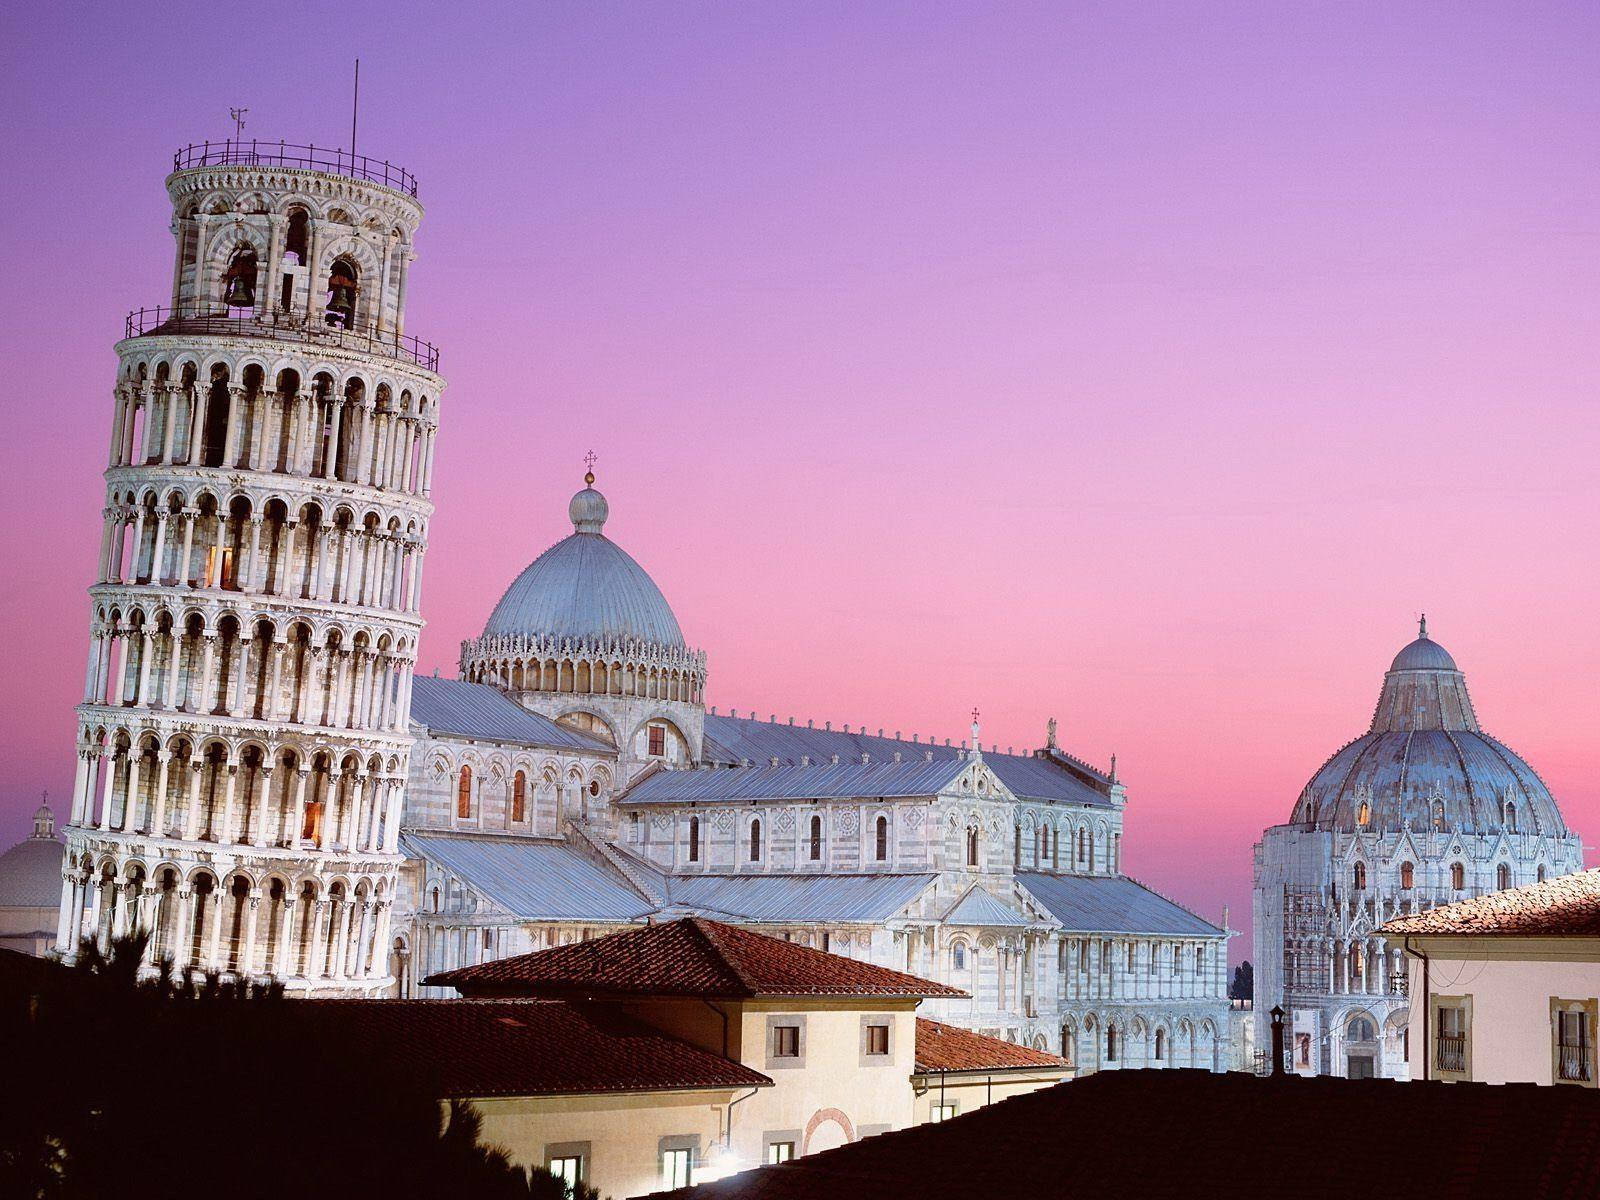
[1252,620,1581,1078]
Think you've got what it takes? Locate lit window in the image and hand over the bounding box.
[648,725,666,756]
[1356,800,1370,827]
[773,1025,800,1057]
[511,771,526,823]
[929,1104,957,1123]
[866,1023,890,1056]
[1450,862,1465,890]
[1352,862,1367,890]
[456,766,472,819]
[548,1156,583,1196]
[1497,863,1511,891]
[1432,801,1446,830]
[767,1142,795,1164]
[1400,861,1414,889]
[661,1148,692,1190]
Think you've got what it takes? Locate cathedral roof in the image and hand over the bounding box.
[1289,621,1567,836]
[0,808,64,909]
[479,478,687,649]
[403,833,658,922]
[623,757,969,805]
[941,885,1033,927]
[408,676,615,752]
[429,916,966,999]
[701,714,1113,808]
[1016,873,1224,937]
[661,873,937,925]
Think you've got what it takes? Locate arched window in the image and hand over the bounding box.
[1432,801,1446,831]
[431,886,440,913]
[1087,831,1095,872]
[966,827,979,867]
[1400,861,1414,889]
[285,206,310,263]
[875,815,888,861]
[1450,861,1465,890]
[326,258,358,328]
[809,815,822,861]
[688,816,700,863]
[511,770,526,823]
[1106,1026,1118,1062]
[1352,862,1367,890]
[1348,1017,1376,1042]
[1061,1024,1075,1065]
[749,818,762,862]
[456,766,472,819]
[1078,828,1087,864]
[1504,803,1518,833]
[1155,1028,1166,1060]
[1497,863,1511,890]
[1356,800,1371,827]
[222,246,258,308]
[1538,864,1548,883]
[953,943,966,970]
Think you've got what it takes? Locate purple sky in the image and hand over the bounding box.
[3,2,1597,960]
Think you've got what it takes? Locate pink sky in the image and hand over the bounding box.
[2,2,1597,961]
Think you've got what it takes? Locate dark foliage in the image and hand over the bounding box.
[0,937,601,1200]
[1229,960,1254,1001]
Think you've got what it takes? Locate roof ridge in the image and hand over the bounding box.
[683,918,758,996]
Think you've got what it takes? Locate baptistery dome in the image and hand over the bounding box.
[481,479,685,649]
[1291,620,1566,837]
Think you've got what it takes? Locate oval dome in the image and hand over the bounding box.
[481,482,685,648]
[1291,621,1567,836]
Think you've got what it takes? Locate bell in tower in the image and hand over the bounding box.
[222,248,257,309]
[325,260,358,328]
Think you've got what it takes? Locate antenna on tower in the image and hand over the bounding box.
[229,107,248,139]
[351,58,360,157]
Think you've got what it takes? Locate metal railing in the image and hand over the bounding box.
[173,139,418,196]
[123,305,440,373]
[1434,1033,1466,1073]
[1558,1038,1591,1082]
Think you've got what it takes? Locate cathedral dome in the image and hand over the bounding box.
[1291,622,1567,837]
[0,804,64,909]
[481,478,686,649]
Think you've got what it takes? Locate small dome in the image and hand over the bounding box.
[482,478,685,648]
[1390,637,1456,672]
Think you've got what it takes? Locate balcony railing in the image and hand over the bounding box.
[173,139,418,197]
[124,305,440,373]
[1558,1040,1591,1082]
[1434,1033,1466,1073]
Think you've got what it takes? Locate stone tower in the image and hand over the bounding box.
[56,140,444,995]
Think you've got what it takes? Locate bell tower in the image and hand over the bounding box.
[56,140,445,995]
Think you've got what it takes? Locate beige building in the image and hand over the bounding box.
[1384,868,1600,1086]
[431,916,1067,1193]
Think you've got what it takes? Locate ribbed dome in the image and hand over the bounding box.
[0,819,64,909]
[1292,623,1566,835]
[481,481,685,648]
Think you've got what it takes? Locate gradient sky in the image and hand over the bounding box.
[2,1,1597,961]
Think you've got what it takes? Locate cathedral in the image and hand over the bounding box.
[53,137,1231,1073]
[1252,622,1582,1078]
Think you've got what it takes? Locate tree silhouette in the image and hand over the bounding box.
[1229,960,1254,1001]
[0,935,600,1200]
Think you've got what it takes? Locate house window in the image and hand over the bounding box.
[929,1104,957,1123]
[648,725,666,756]
[1554,1003,1594,1084]
[749,818,762,862]
[773,1025,800,1058]
[865,1023,890,1056]
[1450,862,1465,890]
[456,766,472,819]
[875,815,888,861]
[1435,1001,1469,1075]
[688,816,700,862]
[548,1156,583,1195]
[661,1148,692,1190]
[1352,862,1366,890]
[1400,861,1414,889]
[810,815,822,861]
[511,771,526,823]
[767,1142,795,1164]
[1497,863,1511,891]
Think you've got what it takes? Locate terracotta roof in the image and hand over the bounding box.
[296,999,770,1097]
[654,1070,1600,1200]
[1382,868,1600,937]
[428,917,965,999]
[912,1019,1068,1074]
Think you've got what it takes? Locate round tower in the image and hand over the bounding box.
[56,140,445,995]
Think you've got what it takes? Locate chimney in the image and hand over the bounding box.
[1270,1005,1287,1077]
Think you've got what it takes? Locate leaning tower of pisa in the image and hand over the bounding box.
[55,140,444,996]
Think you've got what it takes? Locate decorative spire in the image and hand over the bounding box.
[583,448,598,488]
[569,453,609,534]
[970,706,981,749]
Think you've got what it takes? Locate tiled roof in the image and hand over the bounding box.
[402,833,657,922]
[296,999,769,1097]
[1382,868,1600,937]
[1016,873,1223,937]
[655,1070,1600,1200]
[428,916,966,999]
[623,759,965,804]
[408,676,615,752]
[912,1019,1068,1074]
[701,714,1112,808]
